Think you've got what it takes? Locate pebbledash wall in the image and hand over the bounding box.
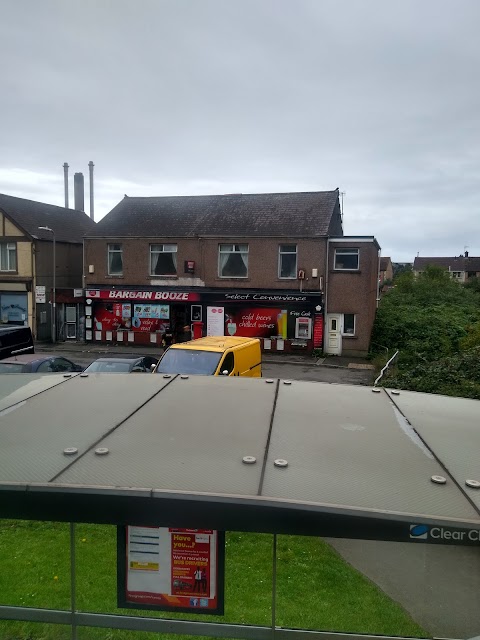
[84,235,380,356]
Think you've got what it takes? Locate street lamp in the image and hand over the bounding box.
[38,226,56,343]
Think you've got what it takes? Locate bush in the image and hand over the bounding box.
[371,265,480,398]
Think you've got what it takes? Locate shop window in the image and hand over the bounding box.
[108,244,123,275]
[0,243,17,271]
[279,245,297,278]
[334,248,359,270]
[150,244,177,275]
[343,314,355,335]
[219,244,248,278]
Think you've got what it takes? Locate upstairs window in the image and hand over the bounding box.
[0,243,17,271]
[334,248,359,270]
[150,244,177,276]
[108,244,123,275]
[219,244,248,278]
[279,244,297,279]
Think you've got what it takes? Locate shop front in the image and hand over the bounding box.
[85,288,323,352]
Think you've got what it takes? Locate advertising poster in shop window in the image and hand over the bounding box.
[117,526,224,614]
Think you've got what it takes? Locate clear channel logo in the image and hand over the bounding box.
[410,524,429,539]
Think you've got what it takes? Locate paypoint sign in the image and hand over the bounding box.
[410,524,480,545]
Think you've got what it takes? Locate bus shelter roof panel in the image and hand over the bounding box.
[263,382,479,521]
[0,374,172,483]
[387,390,480,511]
[54,376,275,496]
[0,373,73,412]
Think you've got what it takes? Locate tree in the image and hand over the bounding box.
[371,265,480,398]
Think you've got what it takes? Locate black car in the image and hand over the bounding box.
[83,355,159,373]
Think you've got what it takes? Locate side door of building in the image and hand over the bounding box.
[325,314,342,355]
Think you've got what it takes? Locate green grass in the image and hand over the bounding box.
[0,521,426,640]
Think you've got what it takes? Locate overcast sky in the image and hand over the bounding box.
[1,0,479,261]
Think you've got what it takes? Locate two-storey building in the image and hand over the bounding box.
[84,191,380,356]
[0,194,96,340]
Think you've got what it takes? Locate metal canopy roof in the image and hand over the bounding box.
[1,374,479,542]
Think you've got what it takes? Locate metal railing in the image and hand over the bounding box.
[374,350,399,386]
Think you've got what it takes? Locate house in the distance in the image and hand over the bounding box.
[379,257,393,290]
[0,193,96,340]
[84,190,380,356]
[413,252,480,283]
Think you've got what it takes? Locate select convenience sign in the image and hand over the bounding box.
[118,526,225,614]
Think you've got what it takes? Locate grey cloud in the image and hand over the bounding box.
[1,0,479,262]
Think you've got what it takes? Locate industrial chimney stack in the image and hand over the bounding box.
[63,162,69,208]
[88,161,94,220]
[74,172,85,212]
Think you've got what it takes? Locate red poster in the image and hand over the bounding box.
[93,303,170,334]
[313,313,324,348]
[224,307,285,338]
[170,530,212,597]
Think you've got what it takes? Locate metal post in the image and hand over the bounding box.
[52,232,56,343]
[38,226,56,343]
[272,534,277,639]
[70,522,77,640]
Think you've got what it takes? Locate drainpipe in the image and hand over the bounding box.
[376,250,381,308]
[323,237,330,353]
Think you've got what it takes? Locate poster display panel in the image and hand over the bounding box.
[118,526,224,614]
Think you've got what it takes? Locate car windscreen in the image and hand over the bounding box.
[156,349,222,375]
[84,361,132,373]
[0,362,26,373]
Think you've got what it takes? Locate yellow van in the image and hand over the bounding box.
[153,336,262,377]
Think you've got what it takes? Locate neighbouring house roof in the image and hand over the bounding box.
[413,256,480,273]
[0,193,96,243]
[379,257,392,272]
[87,191,343,238]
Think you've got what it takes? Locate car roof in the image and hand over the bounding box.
[92,356,144,362]
[0,354,52,364]
[169,337,259,353]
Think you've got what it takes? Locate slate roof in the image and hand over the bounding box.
[88,191,342,238]
[379,257,392,271]
[0,193,96,243]
[413,256,480,272]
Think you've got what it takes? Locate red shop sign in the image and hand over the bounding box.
[86,289,201,302]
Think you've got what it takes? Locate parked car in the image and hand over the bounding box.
[83,355,159,374]
[0,326,34,360]
[0,354,83,374]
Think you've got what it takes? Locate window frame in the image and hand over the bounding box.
[334,248,359,271]
[107,243,123,276]
[218,243,249,279]
[342,313,356,336]
[278,244,298,279]
[149,244,178,276]
[0,242,17,272]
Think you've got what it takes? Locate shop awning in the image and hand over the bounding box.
[1,374,479,543]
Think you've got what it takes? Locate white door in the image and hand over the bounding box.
[325,314,342,355]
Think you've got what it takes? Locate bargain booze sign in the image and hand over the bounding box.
[86,289,201,302]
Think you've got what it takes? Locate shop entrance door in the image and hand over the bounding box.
[325,314,342,355]
[65,305,77,339]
